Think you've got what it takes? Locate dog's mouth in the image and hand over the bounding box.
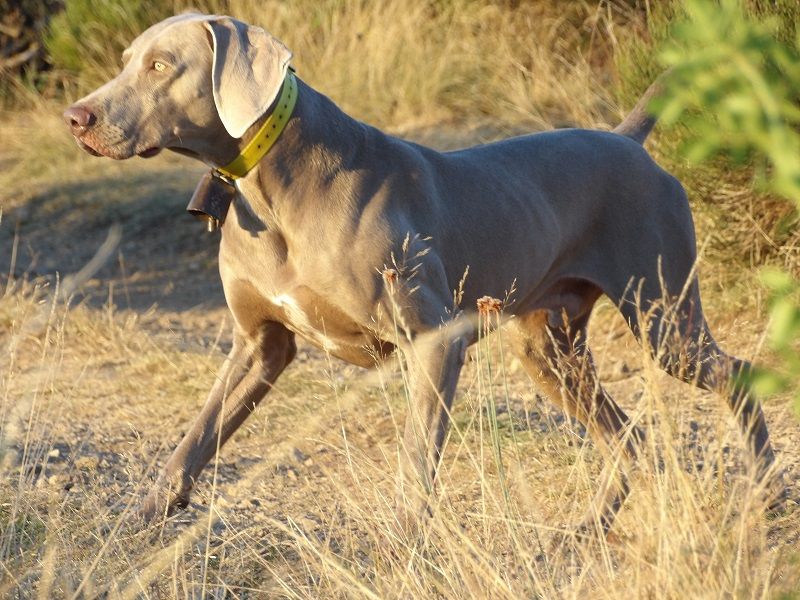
[76,138,103,157]
[75,136,161,160]
[168,146,201,160]
[74,136,128,160]
[137,147,162,158]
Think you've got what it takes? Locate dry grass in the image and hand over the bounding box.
[46,0,634,130]
[0,272,798,598]
[263,0,621,130]
[0,146,796,597]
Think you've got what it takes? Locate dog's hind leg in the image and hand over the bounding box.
[510,300,645,537]
[618,276,784,507]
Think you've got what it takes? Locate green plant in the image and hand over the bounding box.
[658,0,800,198]
[752,269,800,409]
[654,0,800,411]
[45,0,174,86]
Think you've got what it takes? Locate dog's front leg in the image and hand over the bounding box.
[394,320,472,538]
[136,321,296,523]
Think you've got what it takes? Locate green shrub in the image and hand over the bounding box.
[658,0,800,198]
[653,0,800,411]
[45,0,176,88]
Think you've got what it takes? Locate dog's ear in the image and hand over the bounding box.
[205,17,292,139]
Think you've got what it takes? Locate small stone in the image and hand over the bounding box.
[74,456,95,470]
[298,515,319,531]
[47,448,60,459]
[212,521,226,535]
[292,448,309,463]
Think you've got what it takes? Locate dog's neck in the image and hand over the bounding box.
[232,78,372,219]
[175,74,300,170]
[215,72,299,180]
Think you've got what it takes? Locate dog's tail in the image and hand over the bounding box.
[612,70,671,145]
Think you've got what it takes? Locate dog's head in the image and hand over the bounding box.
[62,13,292,162]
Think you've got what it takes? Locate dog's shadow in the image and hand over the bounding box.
[0,166,227,315]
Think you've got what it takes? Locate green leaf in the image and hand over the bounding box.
[761,268,795,293]
[751,369,788,397]
[769,297,800,349]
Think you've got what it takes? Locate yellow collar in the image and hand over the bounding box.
[216,71,298,180]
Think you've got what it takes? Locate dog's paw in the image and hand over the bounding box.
[765,484,790,517]
[388,504,425,544]
[545,528,590,570]
[129,487,190,528]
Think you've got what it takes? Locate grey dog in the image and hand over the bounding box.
[63,13,782,537]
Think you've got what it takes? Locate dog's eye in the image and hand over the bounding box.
[153,61,168,73]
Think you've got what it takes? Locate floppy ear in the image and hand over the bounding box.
[205,17,292,139]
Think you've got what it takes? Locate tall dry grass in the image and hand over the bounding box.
[0,276,797,597]
[44,0,635,129]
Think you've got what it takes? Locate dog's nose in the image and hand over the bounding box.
[63,105,96,134]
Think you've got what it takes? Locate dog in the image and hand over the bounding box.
[63,13,782,537]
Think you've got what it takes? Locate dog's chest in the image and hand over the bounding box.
[229,278,390,366]
[219,225,391,366]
